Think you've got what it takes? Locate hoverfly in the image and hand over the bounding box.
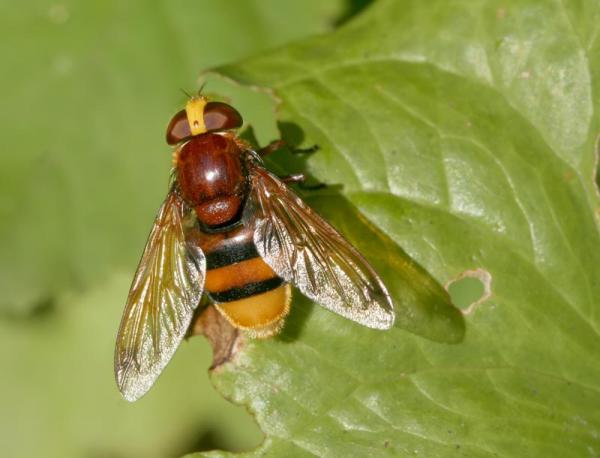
[114,96,395,401]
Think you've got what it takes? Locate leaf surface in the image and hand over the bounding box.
[195,0,600,455]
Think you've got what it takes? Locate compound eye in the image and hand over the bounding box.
[166,109,192,145]
[204,102,243,132]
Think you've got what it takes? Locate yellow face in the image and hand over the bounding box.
[185,96,208,136]
[166,96,243,145]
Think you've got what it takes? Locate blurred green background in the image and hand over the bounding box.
[0,1,375,456]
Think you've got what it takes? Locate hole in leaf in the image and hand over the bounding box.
[446,269,492,315]
[448,277,484,310]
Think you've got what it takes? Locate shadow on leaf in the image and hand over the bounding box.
[277,293,316,343]
[244,120,466,344]
[306,191,465,344]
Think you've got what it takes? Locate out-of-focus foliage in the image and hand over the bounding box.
[0,1,354,457]
[191,0,600,456]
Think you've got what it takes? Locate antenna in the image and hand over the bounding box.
[179,88,193,99]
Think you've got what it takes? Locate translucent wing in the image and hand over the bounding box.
[244,163,395,329]
[114,190,205,401]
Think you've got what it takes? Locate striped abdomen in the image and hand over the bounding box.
[196,223,291,338]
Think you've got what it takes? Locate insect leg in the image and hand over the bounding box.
[279,173,326,190]
[280,173,305,184]
[258,140,286,157]
[290,144,319,155]
[258,140,319,157]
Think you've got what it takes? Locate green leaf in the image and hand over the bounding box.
[193,0,600,455]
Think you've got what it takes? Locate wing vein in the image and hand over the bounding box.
[114,190,206,401]
[243,162,394,330]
